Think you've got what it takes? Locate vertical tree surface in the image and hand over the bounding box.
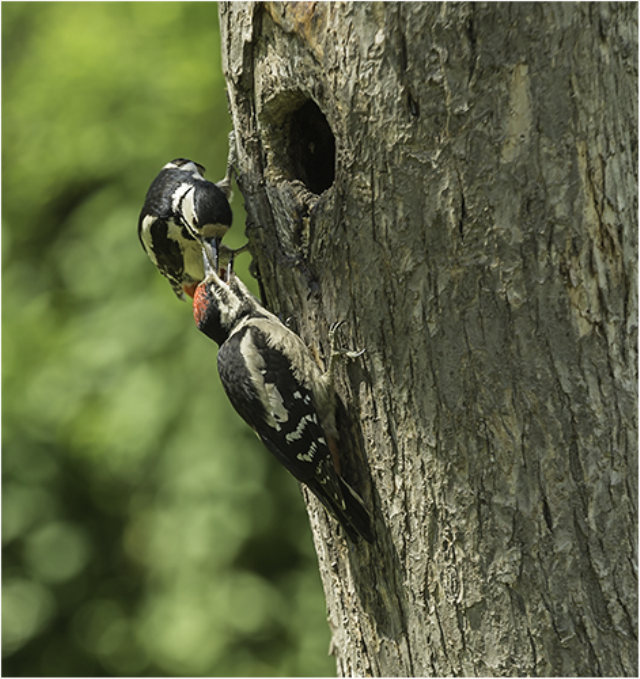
[219,2,637,676]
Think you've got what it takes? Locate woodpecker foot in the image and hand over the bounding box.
[329,321,366,360]
[223,243,249,281]
[202,242,249,281]
[327,321,366,377]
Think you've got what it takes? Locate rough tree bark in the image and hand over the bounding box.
[219,2,637,676]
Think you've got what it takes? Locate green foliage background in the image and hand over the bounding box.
[2,3,333,676]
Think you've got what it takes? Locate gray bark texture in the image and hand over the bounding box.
[219,2,637,676]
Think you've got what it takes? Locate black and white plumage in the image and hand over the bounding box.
[138,158,233,299]
[192,253,374,543]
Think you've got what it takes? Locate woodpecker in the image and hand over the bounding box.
[138,134,239,299]
[192,249,374,543]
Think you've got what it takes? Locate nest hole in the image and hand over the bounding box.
[285,99,335,194]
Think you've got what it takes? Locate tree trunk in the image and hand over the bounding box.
[219,2,637,675]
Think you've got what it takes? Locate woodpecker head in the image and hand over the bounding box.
[138,158,233,300]
[193,249,254,345]
[163,158,207,177]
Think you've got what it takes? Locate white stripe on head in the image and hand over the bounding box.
[171,184,200,239]
[171,183,191,213]
[180,186,197,229]
[163,160,206,180]
[209,274,244,330]
[181,161,206,180]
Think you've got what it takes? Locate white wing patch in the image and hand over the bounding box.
[140,215,158,263]
[286,412,319,443]
[297,441,317,463]
[239,329,288,431]
[245,317,323,391]
[264,381,289,430]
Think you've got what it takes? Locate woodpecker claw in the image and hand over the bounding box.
[327,321,366,378]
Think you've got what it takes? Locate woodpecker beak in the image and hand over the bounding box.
[207,237,221,274]
[202,239,245,283]
[202,242,218,278]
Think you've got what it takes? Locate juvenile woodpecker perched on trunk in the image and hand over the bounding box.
[138,133,242,299]
[192,250,374,543]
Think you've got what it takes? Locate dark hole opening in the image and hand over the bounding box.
[287,100,335,194]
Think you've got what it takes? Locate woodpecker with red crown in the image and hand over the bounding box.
[137,134,373,542]
[192,246,374,543]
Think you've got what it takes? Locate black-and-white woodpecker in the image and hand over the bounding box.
[138,134,242,299]
[192,248,374,543]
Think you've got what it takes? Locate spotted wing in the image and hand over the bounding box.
[216,323,374,542]
[217,324,337,484]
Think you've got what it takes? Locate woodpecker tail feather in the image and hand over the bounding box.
[339,477,375,543]
[308,477,374,544]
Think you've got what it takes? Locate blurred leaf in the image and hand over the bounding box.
[2,3,333,676]
[2,579,56,656]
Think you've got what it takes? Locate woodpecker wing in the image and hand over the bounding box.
[137,216,189,299]
[217,324,337,482]
[217,323,372,541]
[138,168,202,298]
